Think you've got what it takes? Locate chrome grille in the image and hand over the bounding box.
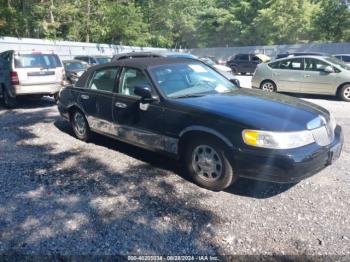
[311,122,334,146]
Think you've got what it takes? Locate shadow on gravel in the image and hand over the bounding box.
[55,118,295,199]
[225,178,296,199]
[0,96,55,111]
[1,109,221,255]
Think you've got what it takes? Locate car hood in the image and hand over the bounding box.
[173,89,329,131]
[214,64,231,72]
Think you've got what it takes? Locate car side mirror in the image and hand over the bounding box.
[230,79,241,88]
[134,85,158,102]
[324,66,334,73]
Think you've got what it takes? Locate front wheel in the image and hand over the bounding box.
[260,80,276,92]
[184,137,236,191]
[339,84,350,102]
[71,110,91,141]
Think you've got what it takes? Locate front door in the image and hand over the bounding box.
[112,67,170,152]
[300,58,337,95]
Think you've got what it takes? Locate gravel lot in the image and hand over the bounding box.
[0,81,349,258]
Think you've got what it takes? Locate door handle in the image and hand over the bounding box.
[81,94,89,99]
[115,102,127,108]
[304,75,311,78]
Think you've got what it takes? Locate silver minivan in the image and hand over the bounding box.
[252,55,350,101]
[0,50,65,107]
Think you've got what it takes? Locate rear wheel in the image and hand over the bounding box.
[184,136,236,191]
[339,84,350,102]
[71,110,90,141]
[260,80,276,92]
[2,87,17,108]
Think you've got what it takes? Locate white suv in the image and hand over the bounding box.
[0,50,65,107]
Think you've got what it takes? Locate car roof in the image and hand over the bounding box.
[270,55,332,63]
[112,51,196,60]
[91,57,202,70]
[63,59,86,63]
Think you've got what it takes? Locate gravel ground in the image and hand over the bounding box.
[0,85,349,259]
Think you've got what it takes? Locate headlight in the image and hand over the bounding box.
[242,129,315,149]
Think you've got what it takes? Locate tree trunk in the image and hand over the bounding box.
[86,0,90,42]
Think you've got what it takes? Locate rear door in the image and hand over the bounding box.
[300,58,336,95]
[78,67,120,134]
[13,53,63,85]
[273,58,304,92]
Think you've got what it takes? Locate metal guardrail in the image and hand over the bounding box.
[0,37,166,60]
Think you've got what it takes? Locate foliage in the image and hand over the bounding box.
[0,0,349,47]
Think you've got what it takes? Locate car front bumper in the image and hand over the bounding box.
[234,125,344,183]
[12,83,63,96]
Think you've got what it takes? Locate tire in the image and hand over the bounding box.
[231,67,238,74]
[339,84,350,102]
[184,136,236,191]
[260,80,276,92]
[2,87,17,108]
[70,109,91,141]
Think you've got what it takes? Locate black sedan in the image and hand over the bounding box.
[57,58,343,191]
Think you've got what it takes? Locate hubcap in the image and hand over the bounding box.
[262,82,274,92]
[344,87,350,99]
[192,145,223,182]
[73,112,86,136]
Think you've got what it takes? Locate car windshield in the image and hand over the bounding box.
[150,63,237,98]
[95,57,111,64]
[64,61,87,70]
[326,57,350,70]
[200,58,216,66]
[14,53,62,68]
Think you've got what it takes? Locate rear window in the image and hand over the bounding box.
[95,57,111,64]
[14,54,62,69]
[64,61,87,70]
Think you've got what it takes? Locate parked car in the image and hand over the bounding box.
[58,58,343,191]
[0,50,65,107]
[199,57,240,87]
[63,59,88,84]
[252,55,350,101]
[275,52,327,60]
[111,51,198,61]
[334,54,350,66]
[226,53,271,75]
[74,55,111,66]
[112,51,240,87]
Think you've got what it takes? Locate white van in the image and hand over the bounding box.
[0,50,65,107]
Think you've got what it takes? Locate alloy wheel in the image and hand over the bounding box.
[192,145,223,182]
[343,86,350,100]
[261,82,275,92]
[73,112,87,136]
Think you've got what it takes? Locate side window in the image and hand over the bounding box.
[279,58,303,70]
[268,61,280,69]
[342,56,350,62]
[119,67,151,97]
[304,58,329,72]
[88,67,119,92]
[240,54,249,61]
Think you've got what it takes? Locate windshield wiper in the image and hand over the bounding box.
[172,93,205,99]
